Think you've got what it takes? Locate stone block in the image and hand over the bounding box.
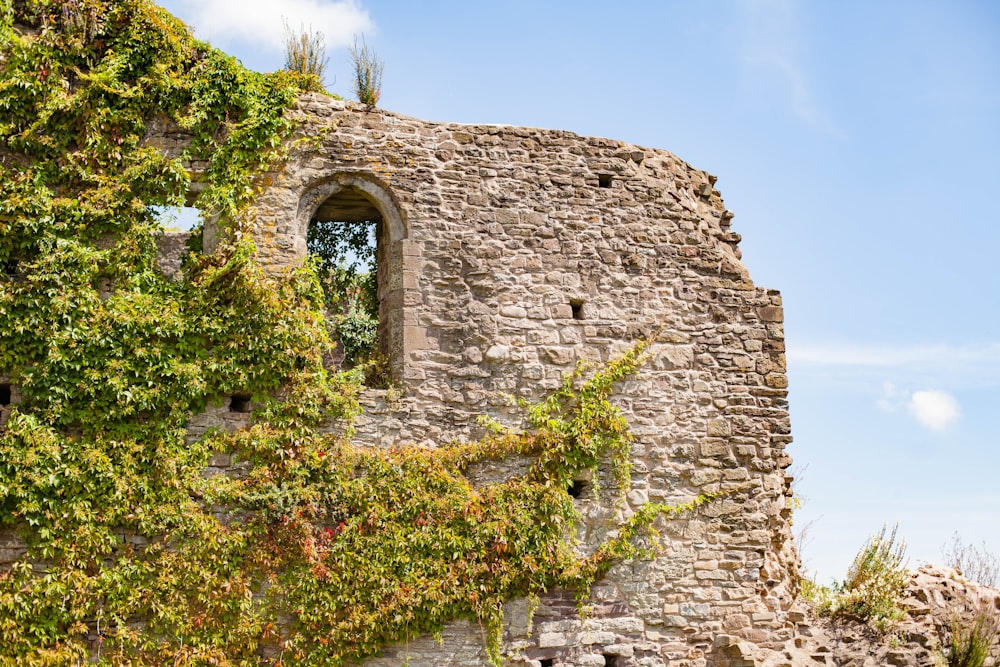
[700,439,730,457]
[538,632,570,648]
[500,305,527,318]
[541,346,575,365]
[757,305,783,322]
[484,344,509,362]
[765,374,789,389]
[707,418,732,437]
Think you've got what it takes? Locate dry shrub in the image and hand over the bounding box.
[944,533,999,588]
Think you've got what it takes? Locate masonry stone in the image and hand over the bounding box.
[2,94,806,665]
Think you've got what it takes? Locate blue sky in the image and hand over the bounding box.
[157,0,1000,583]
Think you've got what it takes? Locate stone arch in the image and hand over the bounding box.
[297,174,409,383]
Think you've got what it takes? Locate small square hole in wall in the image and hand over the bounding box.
[539,660,555,667]
[229,394,252,413]
[570,299,585,320]
[598,174,613,188]
[603,654,619,667]
[567,480,588,499]
[0,384,10,406]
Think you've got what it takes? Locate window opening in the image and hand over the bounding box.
[149,205,203,231]
[598,174,613,188]
[570,299,586,320]
[229,394,252,413]
[307,187,384,384]
[0,384,10,406]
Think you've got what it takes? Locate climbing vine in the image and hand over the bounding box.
[0,2,713,666]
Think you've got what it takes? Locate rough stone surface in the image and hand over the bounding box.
[154,231,193,280]
[251,96,798,666]
[4,96,806,665]
[758,566,1000,667]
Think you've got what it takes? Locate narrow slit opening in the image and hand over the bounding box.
[570,299,585,320]
[0,384,10,406]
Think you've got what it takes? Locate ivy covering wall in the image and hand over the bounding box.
[0,2,708,665]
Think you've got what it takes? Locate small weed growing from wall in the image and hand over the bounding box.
[350,34,384,106]
[283,19,330,93]
[799,574,834,607]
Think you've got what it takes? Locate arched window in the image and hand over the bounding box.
[298,176,407,385]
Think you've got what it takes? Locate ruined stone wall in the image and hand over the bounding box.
[239,95,798,666]
[1,95,799,666]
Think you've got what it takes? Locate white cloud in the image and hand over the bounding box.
[168,0,373,53]
[876,383,961,431]
[907,390,960,431]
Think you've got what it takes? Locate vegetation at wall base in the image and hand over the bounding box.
[0,2,712,664]
[814,524,908,634]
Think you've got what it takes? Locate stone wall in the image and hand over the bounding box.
[2,95,799,666]
[239,96,798,666]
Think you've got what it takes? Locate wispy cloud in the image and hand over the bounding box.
[789,341,1000,387]
[737,0,842,137]
[876,381,906,412]
[168,0,373,53]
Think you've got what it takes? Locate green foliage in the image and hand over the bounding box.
[349,35,383,107]
[944,532,999,588]
[819,524,909,634]
[334,305,378,365]
[307,219,376,281]
[283,19,329,93]
[948,603,999,667]
[307,219,379,367]
[0,3,715,665]
[799,575,834,607]
[0,1,333,663]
